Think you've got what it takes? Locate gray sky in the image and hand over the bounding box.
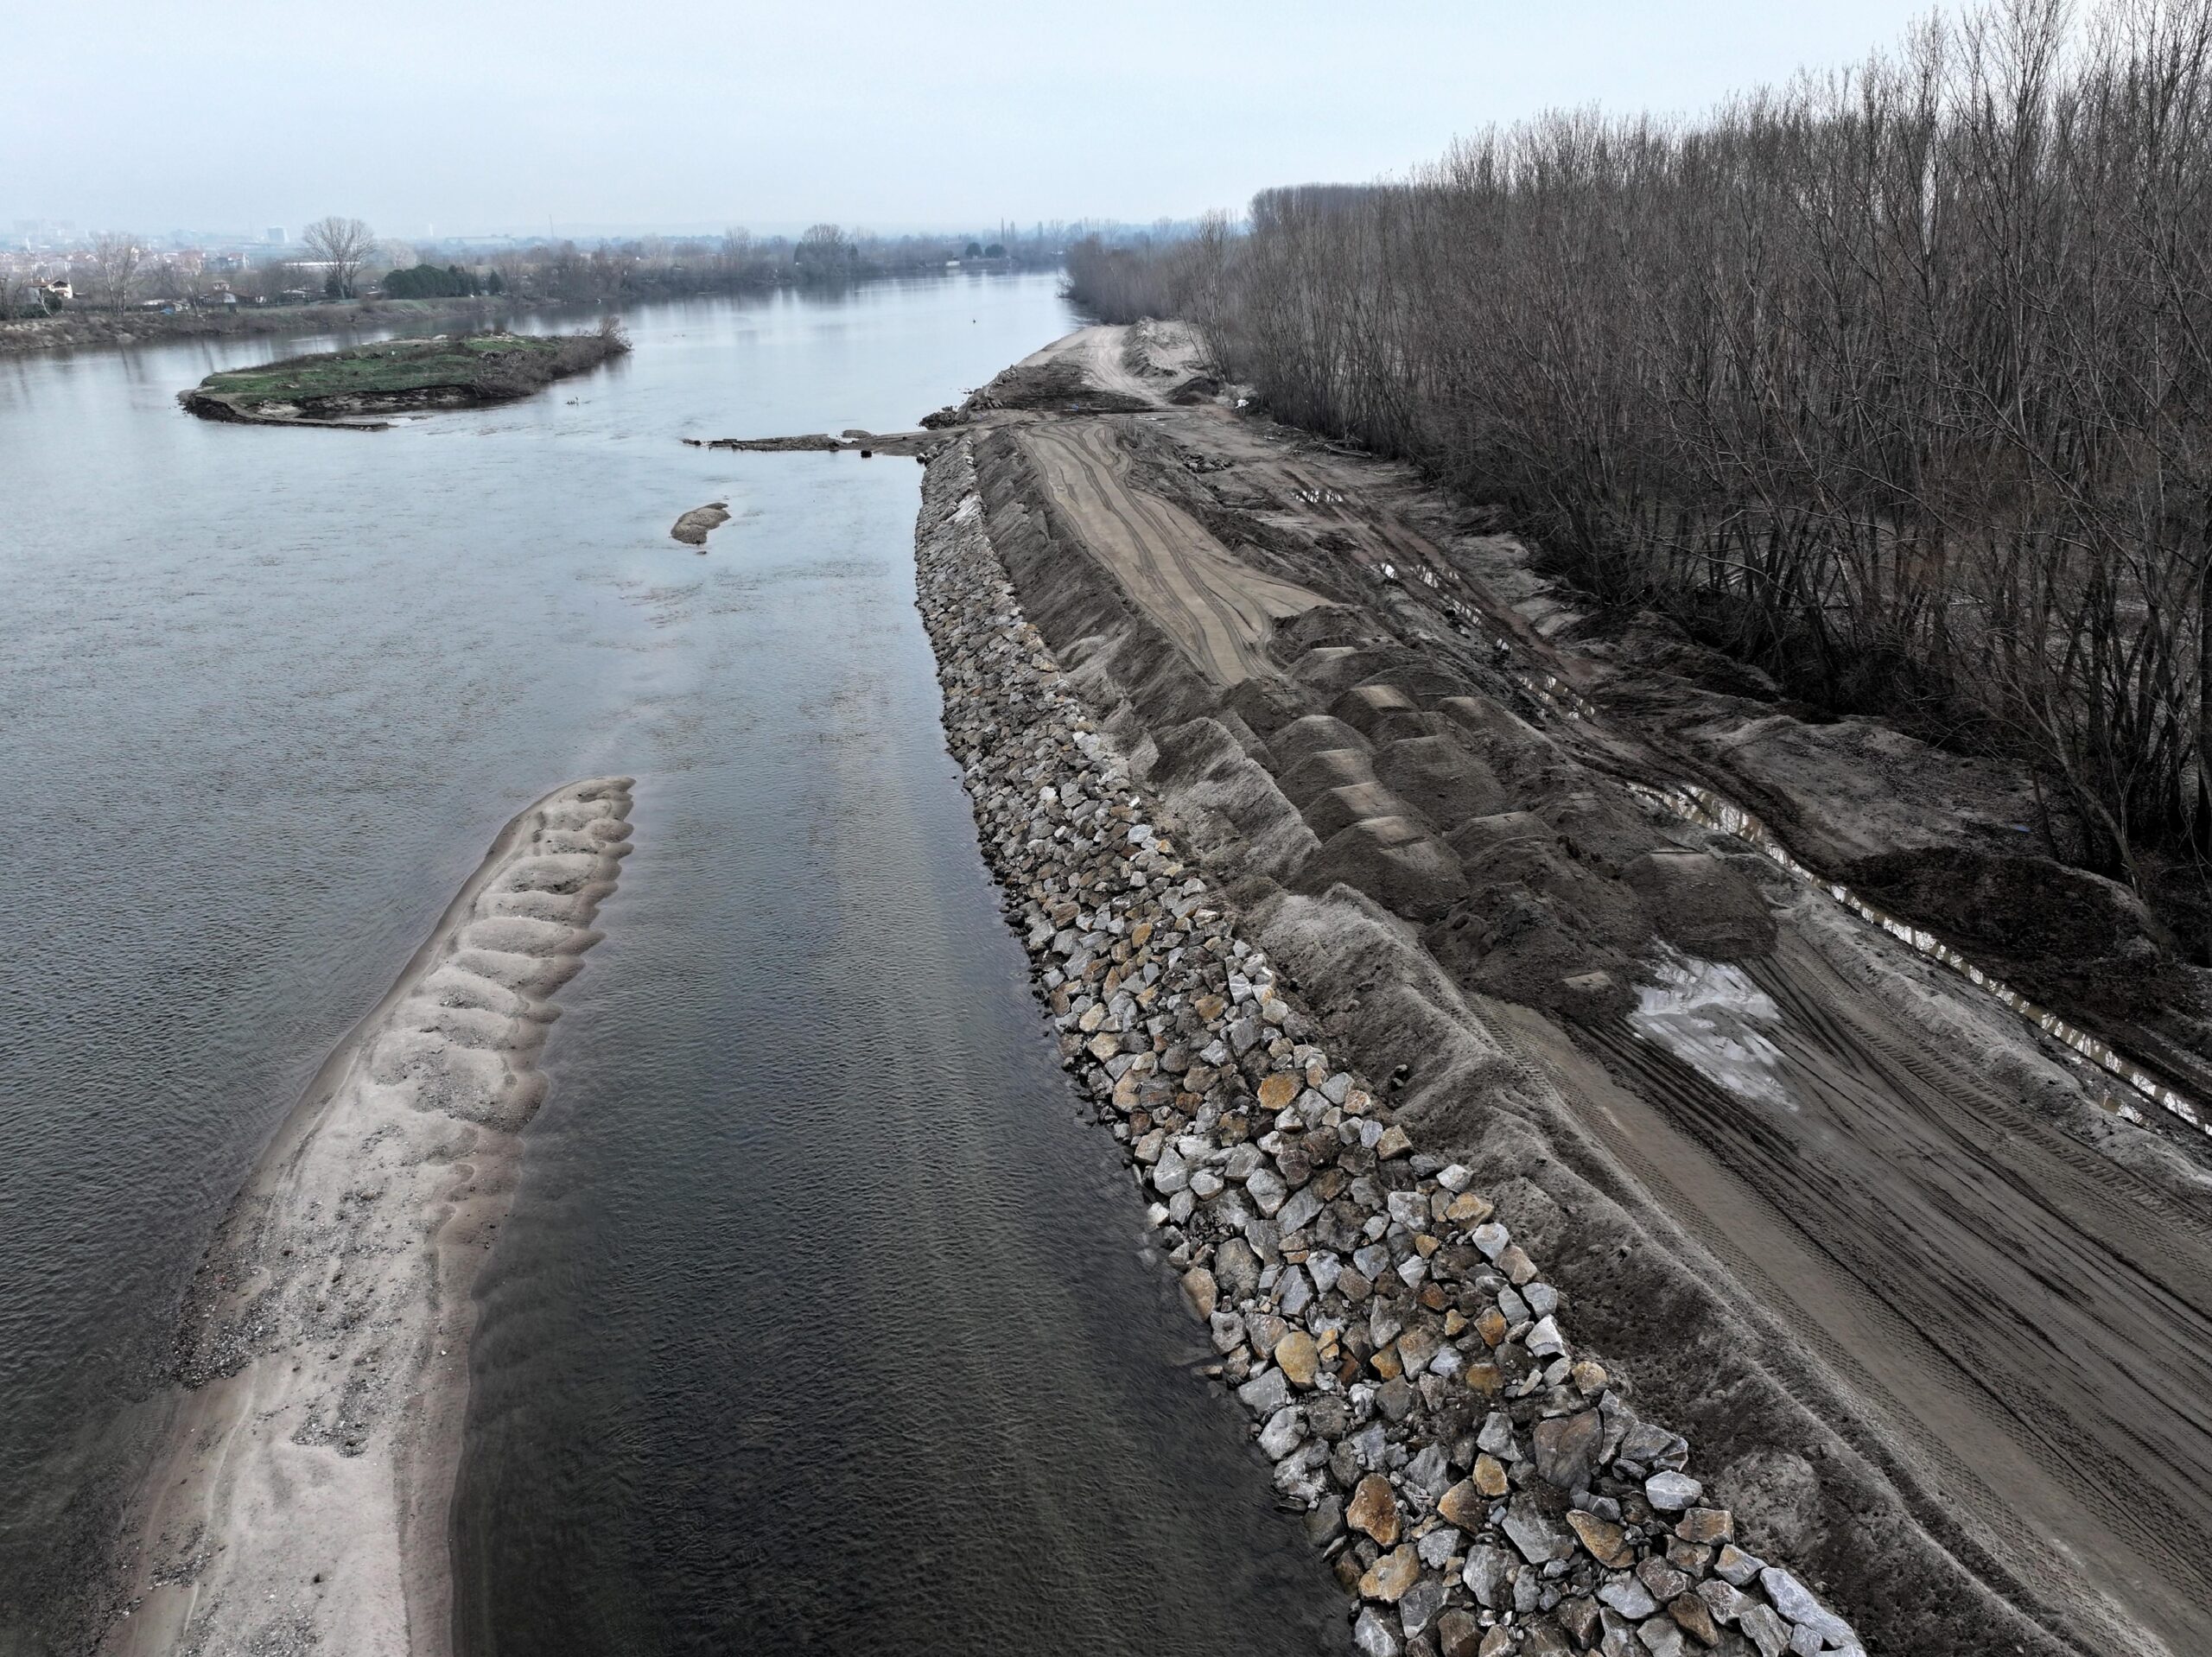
[13,0,1939,238]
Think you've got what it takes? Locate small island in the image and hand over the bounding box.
[178,321,629,429]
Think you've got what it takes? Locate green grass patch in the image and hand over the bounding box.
[197,333,567,404]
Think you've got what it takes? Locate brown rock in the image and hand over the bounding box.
[1086,1032,1120,1062]
[1446,1190,1494,1224]
[1376,1124,1413,1159]
[1675,1507,1733,1545]
[1478,1628,1512,1657]
[1667,1540,1713,1574]
[1498,1245,1537,1286]
[1369,1344,1403,1381]
[1275,1329,1319,1387]
[1435,1608,1483,1657]
[1565,1509,1634,1570]
[1571,1359,1608,1395]
[1257,1073,1299,1110]
[1359,1544,1421,1602]
[1179,1267,1217,1322]
[1462,1361,1503,1396]
[1438,1477,1488,1530]
[1473,1306,1508,1347]
[1473,1452,1510,1497]
[1347,1474,1402,1545]
[1533,1409,1603,1490]
[1669,1593,1721,1648]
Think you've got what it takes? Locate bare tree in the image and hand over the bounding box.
[87,232,143,311]
[1107,0,2212,943]
[796,223,852,271]
[149,257,194,308]
[301,216,376,299]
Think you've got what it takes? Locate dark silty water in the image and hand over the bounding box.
[0,279,1341,1653]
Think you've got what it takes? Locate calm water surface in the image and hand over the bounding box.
[0,280,1340,1653]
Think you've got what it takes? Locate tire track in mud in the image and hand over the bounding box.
[1470,995,2128,1655]
[1020,421,1319,683]
[1575,943,2212,1653]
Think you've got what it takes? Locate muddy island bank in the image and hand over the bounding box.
[178,326,628,429]
[885,326,2212,1657]
[99,779,632,1657]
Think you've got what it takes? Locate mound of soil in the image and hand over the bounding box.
[1845,845,2177,1020]
[965,357,1152,414]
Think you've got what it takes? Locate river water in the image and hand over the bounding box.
[0,278,1339,1654]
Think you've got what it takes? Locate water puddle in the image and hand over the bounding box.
[1627,948,1793,1108]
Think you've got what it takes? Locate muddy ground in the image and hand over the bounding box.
[912,323,2212,1657]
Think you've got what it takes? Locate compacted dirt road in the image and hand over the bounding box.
[1020,419,1321,682]
[925,323,2212,1657]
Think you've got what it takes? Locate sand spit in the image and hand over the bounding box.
[101,778,634,1657]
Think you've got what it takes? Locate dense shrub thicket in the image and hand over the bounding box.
[1077,1,2212,928]
[380,263,489,298]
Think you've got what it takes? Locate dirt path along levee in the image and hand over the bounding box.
[1020,420,1321,684]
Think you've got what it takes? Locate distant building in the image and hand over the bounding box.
[264,227,285,245]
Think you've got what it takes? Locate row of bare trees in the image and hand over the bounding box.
[1095,0,2212,926]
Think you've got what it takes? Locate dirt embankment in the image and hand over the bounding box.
[98,780,632,1657]
[918,323,2212,1657]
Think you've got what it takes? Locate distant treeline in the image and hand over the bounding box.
[1071,1,2212,934]
[1,221,1090,320]
[406,223,1072,304]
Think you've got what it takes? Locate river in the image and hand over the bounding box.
[0,277,1339,1654]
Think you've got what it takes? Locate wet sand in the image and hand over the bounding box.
[101,778,632,1657]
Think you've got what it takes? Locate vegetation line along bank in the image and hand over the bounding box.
[1070,0,2212,964]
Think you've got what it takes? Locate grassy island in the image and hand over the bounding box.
[179,322,629,428]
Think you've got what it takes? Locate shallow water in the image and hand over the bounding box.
[0,279,1339,1653]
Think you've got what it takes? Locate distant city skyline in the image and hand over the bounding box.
[14,0,1938,234]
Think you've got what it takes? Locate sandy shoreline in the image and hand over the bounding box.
[100,778,633,1657]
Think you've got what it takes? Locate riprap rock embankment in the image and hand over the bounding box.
[913,441,1863,1657]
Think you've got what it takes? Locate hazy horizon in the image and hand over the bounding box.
[17,0,1936,239]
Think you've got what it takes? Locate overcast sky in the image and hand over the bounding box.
[12,0,1941,238]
